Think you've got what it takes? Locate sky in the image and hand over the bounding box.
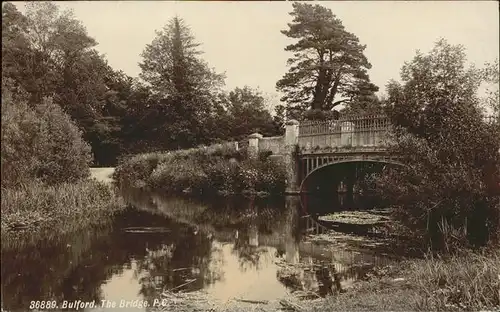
[14,1,500,110]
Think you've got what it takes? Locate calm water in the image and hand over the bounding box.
[1,189,395,312]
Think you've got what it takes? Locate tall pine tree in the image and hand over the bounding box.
[139,17,225,149]
[277,2,378,120]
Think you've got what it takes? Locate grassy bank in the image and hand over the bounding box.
[147,251,499,312]
[307,250,500,312]
[1,179,124,238]
[113,144,287,196]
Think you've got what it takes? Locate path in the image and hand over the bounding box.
[90,167,115,184]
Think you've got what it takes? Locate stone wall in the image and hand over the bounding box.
[258,136,285,154]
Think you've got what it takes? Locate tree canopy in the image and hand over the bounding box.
[276,2,379,120]
[377,39,500,250]
[2,2,282,165]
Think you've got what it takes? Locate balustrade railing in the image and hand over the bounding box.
[298,114,391,136]
[298,114,392,150]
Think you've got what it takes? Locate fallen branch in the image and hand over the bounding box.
[234,298,269,305]
[167,279,197,292]
[292,290,321,299]
[172,267,191,272]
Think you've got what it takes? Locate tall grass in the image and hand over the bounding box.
[411,251,500,311]
[113,144,287,196]
[305,251,499,312]
[1,179,124,236]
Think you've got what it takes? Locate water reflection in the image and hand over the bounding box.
[1,190,395,312]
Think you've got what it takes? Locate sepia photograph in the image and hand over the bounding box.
[1,1,499,311]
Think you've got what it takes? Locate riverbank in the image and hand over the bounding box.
[148,244,500,312]
[301,216,500,311]
[1,178,124,241]
[113,144,287,196]
[306,249,500,312]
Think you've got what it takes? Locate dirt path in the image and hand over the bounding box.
[90,167,115,184]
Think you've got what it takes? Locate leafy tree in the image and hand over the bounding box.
[225,87,279,140]
[273,104,287,134]
[139,16,225,149]
[377,39,500,250]
[5,2,99,106]
[481,59,499,122]
[339,81,385,115]
[2,2,130,165]
[276,2,378,120]
[2,3,30,90]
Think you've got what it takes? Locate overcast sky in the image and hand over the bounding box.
[14,1,499,108]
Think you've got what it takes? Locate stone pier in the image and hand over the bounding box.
[246,120,300,194]
[284,119,300,194]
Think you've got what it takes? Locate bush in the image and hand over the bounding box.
[114,143,287,196]
[113,152,167,188]
[303,109,339,121]
[1,90,92,187]
[150,158,209,194]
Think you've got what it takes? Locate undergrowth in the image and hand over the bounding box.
[113,144,287,196]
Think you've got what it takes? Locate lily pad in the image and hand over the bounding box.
[122,227,171,233]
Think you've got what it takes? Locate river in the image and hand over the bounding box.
[1,172,397,312]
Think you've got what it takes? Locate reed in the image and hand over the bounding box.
[1,179,124,237]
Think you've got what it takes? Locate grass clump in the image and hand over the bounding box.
[410,250,500,311]
[1,180,124,236]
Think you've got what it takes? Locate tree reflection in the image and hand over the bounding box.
[1,201,222,312]
[2,188,393,312]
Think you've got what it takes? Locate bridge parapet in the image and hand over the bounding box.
[258,135,285,155]
[298,114,392,152]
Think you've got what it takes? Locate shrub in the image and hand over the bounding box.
[114,142,287,196]
[1,90,92,187]
[150,158,209,194]
[112,152,168,188]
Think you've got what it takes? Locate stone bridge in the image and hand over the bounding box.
[246,114,402,194]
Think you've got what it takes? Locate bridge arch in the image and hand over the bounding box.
[299,159,406,193]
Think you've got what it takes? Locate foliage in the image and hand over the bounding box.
[114,144,287,196]
[1,87,92,188]
[307,251,500,312]
[481,59,500,122]
[273,104,287,133]
[276,2,378,120]
[302,109,339,121]
[2,2,126,166]
[3,2,282,164]
[376,39,500,250]
[221,86,283,140]
[112,152,168,189]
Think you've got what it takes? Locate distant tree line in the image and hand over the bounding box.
[2,2,283,166]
